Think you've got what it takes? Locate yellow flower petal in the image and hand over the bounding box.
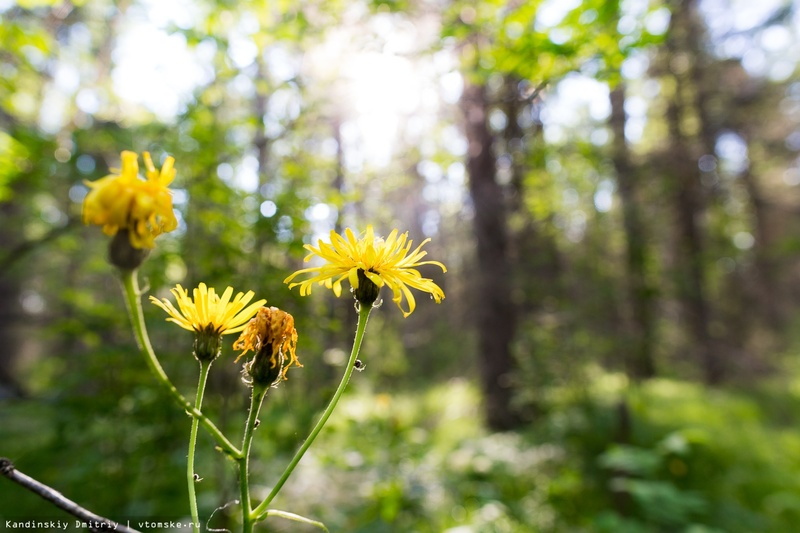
[284,225,446,316]
[82,150,178,249]
[150,283,266,336]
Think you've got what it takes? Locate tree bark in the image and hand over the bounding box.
[609,85,657,379]
[254,57,272,255]
[667,104,722,383]
[0,169,28,398]
[664,0,723,384]
[740,158,782,325]
[461,82,521,430]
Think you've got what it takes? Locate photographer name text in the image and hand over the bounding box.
[4,520,200,530]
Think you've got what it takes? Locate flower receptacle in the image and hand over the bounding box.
[354,269,381,308]
[243,343,286,387]
[109,231,151,270]
[193,326,223,362]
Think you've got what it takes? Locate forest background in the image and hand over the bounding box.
[3,0,800,531]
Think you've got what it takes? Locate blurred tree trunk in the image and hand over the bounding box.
[666,97,721,384]
[721,63,784,326]
[254,56,272,255]
[684,0,716,160]
[332,115,345,234]
[0,185,26,397]
[503,76,526,212]
[327,115,357,367]
[609,85,657,379]
[461,82,521,430]
[501,77,564,420]
[504,78,563,290]
[740,149,782,325]
[663,0,723,383]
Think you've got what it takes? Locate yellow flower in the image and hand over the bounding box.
[150,283,267,361]
[234,307,301,386]
[284,226,447,317]
[150,283,266,335]
[83,150,178,249]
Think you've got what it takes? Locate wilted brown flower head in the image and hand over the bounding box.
[233,307,301,387]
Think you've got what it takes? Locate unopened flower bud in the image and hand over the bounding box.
[109,230,150,270]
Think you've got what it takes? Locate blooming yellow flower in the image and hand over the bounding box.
[234,307,301,386]
[283,226,447,317]
[150,283,267,335]
[83,150,178,249]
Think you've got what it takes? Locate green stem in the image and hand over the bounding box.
[188,360,211,533]
[252,304,372,520]
[119,269,242,458]
[259,509,329,532]
[240,385,268,533]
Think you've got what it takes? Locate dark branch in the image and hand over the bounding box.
[0,457,141,533]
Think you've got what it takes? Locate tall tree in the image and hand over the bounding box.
[449,0,643,425]
[460,81,521,430]
[660,0,722,383]
[609,84,657,379]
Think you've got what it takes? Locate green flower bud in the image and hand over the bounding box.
[109,231,150,271]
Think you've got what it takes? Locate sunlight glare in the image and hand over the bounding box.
[113,25,210,118]
[344,52,422,167]
[305,14,448,168]
[112,1,210,119]
[542,75,610,144]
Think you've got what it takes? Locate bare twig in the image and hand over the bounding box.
[0,457,141,533]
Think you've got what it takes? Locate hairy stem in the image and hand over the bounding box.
[188,360,211,533]
[253,304,372,520]
[240,385,268,533]
[119,270,242,458]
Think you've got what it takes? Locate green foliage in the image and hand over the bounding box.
[536,373,800,532]
[0,132,28,201]
[6,344,800,532]
[2,0,800,530]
